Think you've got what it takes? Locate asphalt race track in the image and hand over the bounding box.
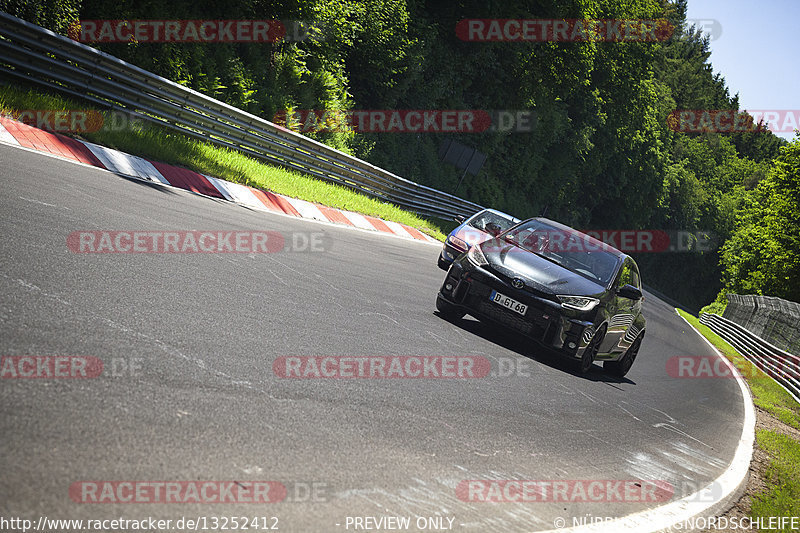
[0,143,746,532]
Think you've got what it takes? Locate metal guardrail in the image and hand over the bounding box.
[724,294,800,357]
[0,12,484,220]
[700,313,800,403]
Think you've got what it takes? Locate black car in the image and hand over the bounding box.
[436,217,646,376]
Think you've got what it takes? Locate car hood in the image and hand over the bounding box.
[480,239,607,297]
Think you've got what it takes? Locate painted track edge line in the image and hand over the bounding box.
[534,309,755,533]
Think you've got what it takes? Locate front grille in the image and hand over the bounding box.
[476,299,536,335]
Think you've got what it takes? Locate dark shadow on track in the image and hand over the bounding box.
[114,174,186,196]
[434,310,636,385]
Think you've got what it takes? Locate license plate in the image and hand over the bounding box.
[489,290,528,316]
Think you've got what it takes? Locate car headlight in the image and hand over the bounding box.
[467,245,488,267]
[447,236,468,252]
[557,295,600,312]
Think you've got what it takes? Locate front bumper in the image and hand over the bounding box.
[439,261,596,358]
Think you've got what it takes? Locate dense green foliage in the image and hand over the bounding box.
[3,0,796,309]
[720,137,800,302]
[0,0,79,33]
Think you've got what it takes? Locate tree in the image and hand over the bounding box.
[720,134,800,301]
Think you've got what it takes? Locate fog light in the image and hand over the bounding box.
[445,283,453,291]
[568,342,577,349]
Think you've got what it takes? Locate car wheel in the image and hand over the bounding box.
[437,255,451,271]
[577,327,604,374]
[436,294,465,320]
[605,334,643,378]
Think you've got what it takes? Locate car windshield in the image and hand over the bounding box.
[502,220,620,285]
[467,211,517,236]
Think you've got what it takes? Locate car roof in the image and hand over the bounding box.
[522,217,628,260]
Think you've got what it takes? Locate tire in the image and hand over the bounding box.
[577,327,605,374]
[437,255,451,271]
[605,334,643,377]
[436,294,465,320]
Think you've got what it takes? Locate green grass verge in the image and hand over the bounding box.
[0,84,449,241]
[676,308,800,530]
[751,430,800,528]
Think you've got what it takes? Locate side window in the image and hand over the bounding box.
[618,262,633,288]
[630,263,641,289]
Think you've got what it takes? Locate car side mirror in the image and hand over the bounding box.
[454,215,466,224]
[617,284,643,300]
